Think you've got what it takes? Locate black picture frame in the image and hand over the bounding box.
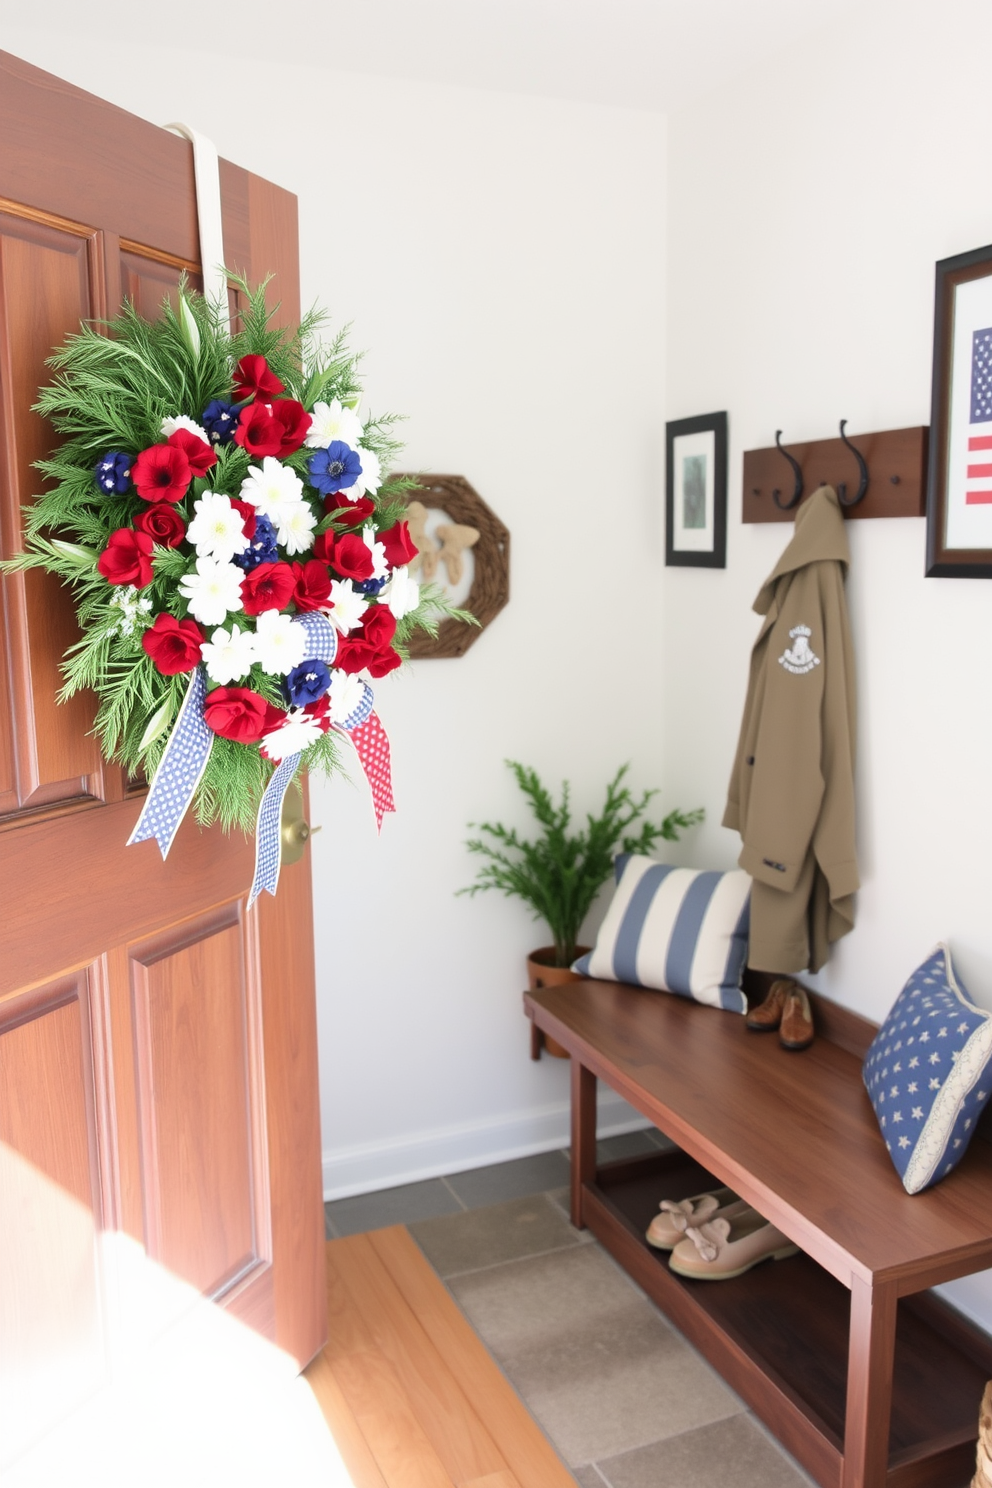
[665,411,727,568]
[926,243,992,578]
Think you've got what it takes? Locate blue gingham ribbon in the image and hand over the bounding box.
[127,664,213,858]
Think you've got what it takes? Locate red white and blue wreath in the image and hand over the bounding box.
[6,281,461,904]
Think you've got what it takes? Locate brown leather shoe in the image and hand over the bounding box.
[745,979,791,1031]
[779,984,814,1051]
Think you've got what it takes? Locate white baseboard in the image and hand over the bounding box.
[322,1090,651,1201]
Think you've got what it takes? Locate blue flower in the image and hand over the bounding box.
[202,399,240,446]
[285,658,331,707]
[308,441,363,495]
[235,513,280,570]
[95,450,133,495]
[356,576,387,596]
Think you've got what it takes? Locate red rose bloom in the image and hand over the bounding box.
[233,402,283,458]
[328,532,374,582]
[203,687,286,744]
[270,398,312,457]
[97,527,154,587]
[334,605,400,675]
[132,443,192,504]
[167,426,217,476]
[141,613,204,675]
[311,531,334,564]
[291,559,332,612]
[229,498,257,541]
[367,646,402,678]
[379,520,418,569]
[232,354,285,403]
[360,605,397,651]
[241,561,296,615]
[133,503,186,548]
[325,490,375,525]
[304,694,332,731]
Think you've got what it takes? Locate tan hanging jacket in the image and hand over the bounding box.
[723,485,858,971]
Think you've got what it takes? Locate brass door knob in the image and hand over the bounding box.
[280,781,321,866]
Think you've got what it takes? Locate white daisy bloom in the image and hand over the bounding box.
[273,499,317,556]
[240,456,304,519]
[200,622,258,686]
[179,557,244,627]
[341,443,382,499]
[254,609,307,675]
[380,565,420,620]
[161,413,211,445]
[260,708,326,762]
[304,398,364,451]
[327,669,367,725]
[325,578,369,635]
[361,523,389,580]
[186,491,250,563]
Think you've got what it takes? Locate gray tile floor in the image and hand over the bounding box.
[324,1135,815,1486]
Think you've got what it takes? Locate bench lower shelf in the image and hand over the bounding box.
[587,1149,991,1488]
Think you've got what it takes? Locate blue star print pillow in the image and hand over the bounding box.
[863,944,992,1193]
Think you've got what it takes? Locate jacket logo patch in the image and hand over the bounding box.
[779,624,820,675]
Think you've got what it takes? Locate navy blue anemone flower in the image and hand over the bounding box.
[356,576,387,596]
[202,399,240,446]
[235,513,280,570]
[308,441,363,495]
[95,450,133,495]
[285,658,331,707]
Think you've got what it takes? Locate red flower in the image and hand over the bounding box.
[360,605,397,651]
[97,527,154,587]
[167,426,217,476]
[134,503,186,548]
[229,498,257,541]
[304,694,332,731]
[233,402,283,458]
[379,520,419,569]
[141,613,204,675]
[270,399,312,457]
[241,561,296,616]
[367,646,402,679]
[311,531,334,564]
[203,686,286,744]
[328,532,374,582]
[232,354,285,402]
[132,443,192,503]
[325,490,375,525]
[291,559,332,612]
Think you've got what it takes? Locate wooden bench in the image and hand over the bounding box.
[524,977,992,1488]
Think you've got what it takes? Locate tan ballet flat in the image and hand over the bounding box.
[645,1187,739,1250]
[668,1205,798,1280]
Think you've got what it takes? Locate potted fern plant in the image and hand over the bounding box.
[460,762,702,1054]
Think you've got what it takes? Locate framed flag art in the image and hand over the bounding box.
[926,242,992,577]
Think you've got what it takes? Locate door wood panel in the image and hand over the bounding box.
[0,53,325,1451]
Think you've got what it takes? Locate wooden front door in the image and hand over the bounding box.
[0,53,325,1468]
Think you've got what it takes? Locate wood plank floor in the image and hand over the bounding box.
[304,1227,575,1488]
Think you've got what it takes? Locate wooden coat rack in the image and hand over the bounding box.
[742,424,928,522]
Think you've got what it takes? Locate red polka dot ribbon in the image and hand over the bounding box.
[346,711,395,831]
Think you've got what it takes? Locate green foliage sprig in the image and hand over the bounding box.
[459,762,704,966]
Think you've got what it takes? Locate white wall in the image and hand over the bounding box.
[1,29,669,1192]
[663,0,992,1329]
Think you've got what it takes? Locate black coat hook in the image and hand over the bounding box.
[772,430,804,510]
[837,419,869,507]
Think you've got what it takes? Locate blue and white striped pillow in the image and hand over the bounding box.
[572,855,750,1014]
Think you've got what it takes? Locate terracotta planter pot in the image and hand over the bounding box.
[526,945,590,1059]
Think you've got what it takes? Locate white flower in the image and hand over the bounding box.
[179,557,244,627]
[254,609,307,675]
[186,491,250,563]
[260,708,325,761]
[305,398,363,451]
[325,578,369,634]
[380,565,420,620]
[362,523,388,579]
[275,500,318,556]
[327,669,367,724]
[161,413,210,445]
[106,585,153,638]
[240,457,304,521]
[341,443,382,498]
[200,622,257,686]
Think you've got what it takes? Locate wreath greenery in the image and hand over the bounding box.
[5,279,458,835]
